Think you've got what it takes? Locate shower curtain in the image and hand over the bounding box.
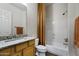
[74,16,79,48]
[37,3,45,45]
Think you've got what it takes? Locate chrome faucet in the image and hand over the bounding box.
[63,38,68,45]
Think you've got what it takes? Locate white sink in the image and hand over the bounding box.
[0,41,5,44]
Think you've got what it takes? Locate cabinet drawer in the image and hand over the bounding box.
[23,46,34,56]
[28,40,35,46]
[0,47,14,56]
[15,42,28,52]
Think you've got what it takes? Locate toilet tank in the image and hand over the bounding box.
[35,38,39,46]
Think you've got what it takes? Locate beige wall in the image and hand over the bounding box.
[26,3,38,37]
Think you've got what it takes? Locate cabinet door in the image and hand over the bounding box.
[0,47,14,56]
[12,52,22,56]
[15,42,28,52]
[23,45,35,56]
[28,40,35,46]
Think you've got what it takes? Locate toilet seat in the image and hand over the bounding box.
[36,45,46,49]
[36,45,46,52]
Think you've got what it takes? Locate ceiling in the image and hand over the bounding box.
[10,3,27,11]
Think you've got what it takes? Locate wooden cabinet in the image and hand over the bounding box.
[23,40,35,56]
[23,45,35,56]
[0,39,35,56]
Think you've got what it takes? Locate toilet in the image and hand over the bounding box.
[35,38,46,56]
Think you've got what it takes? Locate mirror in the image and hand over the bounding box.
[0,3,27,37]
[0,8,12,36]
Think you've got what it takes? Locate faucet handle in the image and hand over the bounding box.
[64,38,68,42]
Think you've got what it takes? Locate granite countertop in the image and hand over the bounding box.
[0,36,36,49]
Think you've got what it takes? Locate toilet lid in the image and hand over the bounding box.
[36,45,46,49]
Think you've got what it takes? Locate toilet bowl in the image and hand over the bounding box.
[35,38,46,56]
[36,45,46,52]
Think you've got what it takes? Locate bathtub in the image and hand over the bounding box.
[46,44,69,56]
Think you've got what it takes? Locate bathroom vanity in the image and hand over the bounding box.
[0,37,35,56]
